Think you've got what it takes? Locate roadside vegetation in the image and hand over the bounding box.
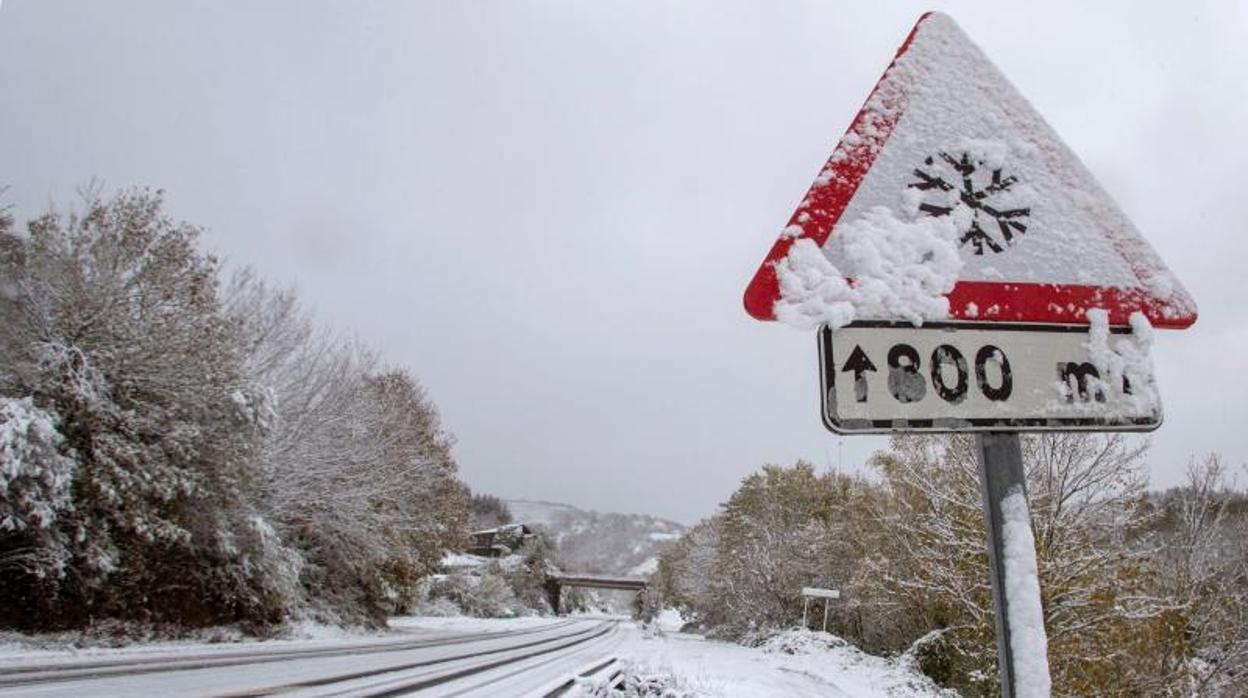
[0,188,471,633]
[656,436,1248,696]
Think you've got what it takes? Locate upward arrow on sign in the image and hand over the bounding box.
[743,12,1196,329]
[840,345,876,403]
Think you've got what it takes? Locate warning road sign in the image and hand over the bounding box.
[743,12,1197,329]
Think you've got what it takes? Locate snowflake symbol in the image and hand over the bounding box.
[908,152,1031,255]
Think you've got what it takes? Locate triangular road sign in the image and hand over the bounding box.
[743,12,1197,329]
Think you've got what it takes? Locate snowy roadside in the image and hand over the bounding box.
[380,613,959,696]
[602,625,957,698]
[0,613,580,668]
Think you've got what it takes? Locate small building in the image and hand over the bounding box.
[466,523,535,558]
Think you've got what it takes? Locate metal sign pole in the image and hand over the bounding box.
[975,432,1046,698]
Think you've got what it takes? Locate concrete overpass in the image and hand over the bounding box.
[544,573,647,614]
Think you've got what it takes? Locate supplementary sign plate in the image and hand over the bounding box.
[819,322,1161,433]
[801,587,842,600]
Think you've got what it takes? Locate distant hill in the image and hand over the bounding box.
[506,500,686,576]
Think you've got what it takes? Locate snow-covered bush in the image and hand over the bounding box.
[0,397,75,535]
[204,512,306,627]
[758,628,849,655]
[0,397,76,579]
[567,661,702,698]
[462,573,521,617]
[409,595,461,618]
[420,540,560,618]
[425,571,527,618]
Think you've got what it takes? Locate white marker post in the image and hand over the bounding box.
[801,587,841,633]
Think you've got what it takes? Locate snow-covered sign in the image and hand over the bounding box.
[801,587,841,600]
[743,12,1196,433]
[819,315,1160,433]
[742,12,1197,330]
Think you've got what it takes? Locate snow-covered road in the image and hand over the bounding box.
[0,618,622,697]
[0,616,956,696]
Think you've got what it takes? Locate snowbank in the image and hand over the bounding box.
[615,625,956,697]
[0,620,391,665]
[653,608,685,634]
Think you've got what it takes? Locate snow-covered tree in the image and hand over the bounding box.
[0,188,474,630]
[470,494,513,530]
[656,463,881,639]
[0,189,280,627]
[868,434,1169,695]
[656,518,721,625]
[1024,434,1160,694]
[1143,455,1248,695]
[226,274,470,623]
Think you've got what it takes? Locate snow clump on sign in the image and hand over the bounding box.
[1050,309,1159,419]
[774,205,963,329]
[1000,486,1052,697]
[1088,309,1158,412]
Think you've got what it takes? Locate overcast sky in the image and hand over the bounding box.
[1,1,1244,524]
